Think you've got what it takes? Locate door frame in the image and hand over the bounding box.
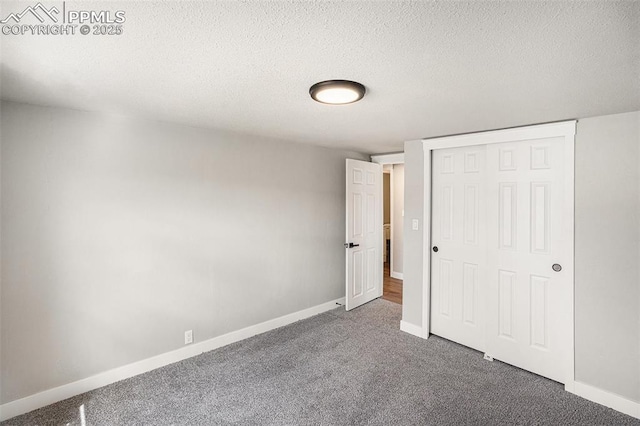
[372,153,405,280]
[420,121,576,389]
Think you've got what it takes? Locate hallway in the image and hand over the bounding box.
[382,262,402,305]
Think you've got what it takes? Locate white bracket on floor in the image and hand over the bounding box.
[483,353,494,362]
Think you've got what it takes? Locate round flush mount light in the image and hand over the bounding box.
[309,80,366,105]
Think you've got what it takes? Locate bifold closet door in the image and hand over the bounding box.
[485,139,569,383]
[430,146,487,353]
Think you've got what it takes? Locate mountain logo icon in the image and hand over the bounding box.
[0,2,60,24]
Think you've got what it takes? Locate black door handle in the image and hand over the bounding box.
[433,246,439,252]
[344,243,360,248]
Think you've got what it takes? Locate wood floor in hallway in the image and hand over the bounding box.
[382,263,402,305]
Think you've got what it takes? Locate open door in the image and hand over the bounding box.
[345,159,383,310]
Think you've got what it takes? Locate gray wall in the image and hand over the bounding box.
[402,111,640,403]
[0,101,367,404]
[392,164,404,275]
[574,111,640,401]
[402,141,424,324]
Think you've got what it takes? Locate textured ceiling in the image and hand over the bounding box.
[1,1,638,153]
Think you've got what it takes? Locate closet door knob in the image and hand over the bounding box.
[433,246,439,253]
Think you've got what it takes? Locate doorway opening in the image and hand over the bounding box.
[379,160,404,305]
[345,153,404,311]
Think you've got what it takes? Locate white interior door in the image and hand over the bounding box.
[346,159,382,311]
[431,146,487,352]
[429,134,571,384]
[485,138,570,383]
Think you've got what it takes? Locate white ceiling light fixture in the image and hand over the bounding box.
[309,80,366,105]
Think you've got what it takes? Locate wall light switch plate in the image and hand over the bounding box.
[412,219,419,230]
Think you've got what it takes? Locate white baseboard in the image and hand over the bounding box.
[0,297,345,422]
[390,271,403,280]
[400,320,423,338]
[568,381,640,419]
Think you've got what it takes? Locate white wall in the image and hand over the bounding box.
[0,101,367,404]
[392,164,404,275]
[402,111,640,404]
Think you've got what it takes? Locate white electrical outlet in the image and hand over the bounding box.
[412,219,419,230]
[184,330,193,345]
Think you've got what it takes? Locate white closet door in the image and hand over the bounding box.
[430,136,570,384]
[485,138,569,383]
[431,146,487,352]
